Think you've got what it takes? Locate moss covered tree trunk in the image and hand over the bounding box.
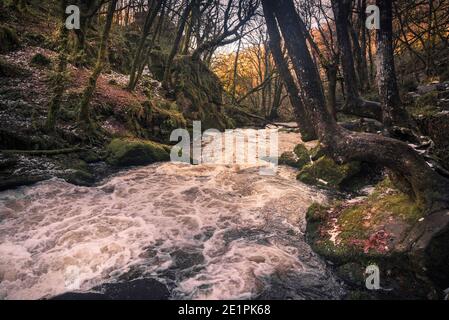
[262,0,449,213]
[78,0,118,126]
[163,0,194,86]
[128,0,163,91]
[262,3,317,141]
[45,0,69,131]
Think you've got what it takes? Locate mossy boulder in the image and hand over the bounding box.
[301,130,317,143]
[309,144,325,160]
[297,156,361,188]
[279,144,311,169]
[106,138,171,167]
[149,51,232,131]
[150,100,187,136]
[0,25,20,53]
[279,152,298,167]
[306,202,329,223]
[30,53,51,67]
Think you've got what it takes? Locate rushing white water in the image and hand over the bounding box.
[0,128,345,300]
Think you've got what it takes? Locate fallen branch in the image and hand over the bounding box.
[227,105,298,129]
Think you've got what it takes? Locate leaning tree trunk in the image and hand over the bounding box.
[325,63,338,120]
[262,3,317,141]
[128,0,163,91]
[45,0,69,131]
[331,0,382,121]
[263,0,449,214]
[78,0,118,126]
[163,0,194,86]
[375,0,410,130]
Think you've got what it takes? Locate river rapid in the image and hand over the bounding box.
[0,128,345,300]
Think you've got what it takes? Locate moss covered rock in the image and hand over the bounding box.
[293,144,310,166]
[149,51,232,131]
[279,144,311,169]
[106,138,171,167]
[306,202,329,223]
[297,156,361,188]
[279,152,298,167]
[30,53,51,67]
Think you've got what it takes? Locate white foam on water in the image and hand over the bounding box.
[0,129,344,300]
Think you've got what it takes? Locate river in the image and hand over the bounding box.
[0,128,345,300]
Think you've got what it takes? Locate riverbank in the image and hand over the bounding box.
[278,142,449,300]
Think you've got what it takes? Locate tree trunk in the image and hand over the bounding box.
[128,0,163,90]
[163,0,193,86]
[231,37,242,100]
[358,0,369,89]
[375,0,410,129]
[46,0,69,131]
[325,63,338,120]
[350,24,368,92]
[78,0,118,126]
[262,2,317,141]
[332,0,382,121]
[182,0,199,55]
[263,0,449,213]
[269,79,283,120]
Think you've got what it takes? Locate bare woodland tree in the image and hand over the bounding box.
[45,0,70,131]
[261,0,449,215]
[78,0,119,127]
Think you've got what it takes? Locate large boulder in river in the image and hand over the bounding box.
[106,138,171,167]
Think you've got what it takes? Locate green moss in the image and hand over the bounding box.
[279,152,298,167]
[0,25,20,53]
[297,156,361,188]
[411,91,440,117]
[293,144,310,169]
[336,178,423,245]
[279,144,311,169]
[30,53,51,67]
[309,144,325,160]
[301,130,317,143]
[106,138,170,167]
[306,202,329,223]
[338,206,370,241]
[149,52,231,131]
